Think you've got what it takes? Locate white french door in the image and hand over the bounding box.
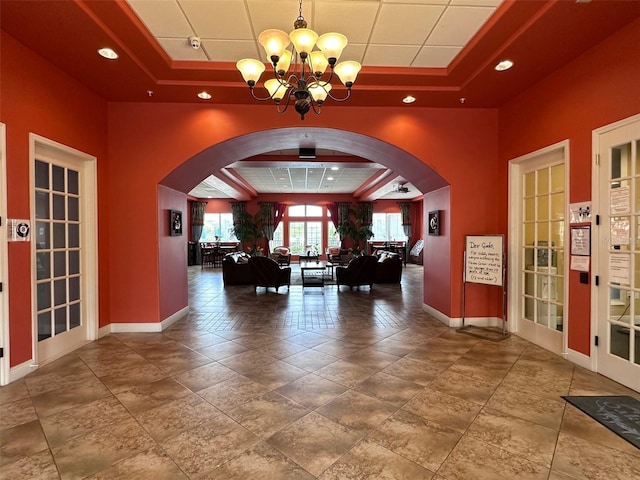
[593,116,640,392]
[509,142,568,355]
[31,135,98,365]
[0,123,8,385]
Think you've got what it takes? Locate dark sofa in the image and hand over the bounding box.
[372,250,403,283]
[222,252,254,286]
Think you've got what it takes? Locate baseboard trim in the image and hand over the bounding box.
[566,348,593,370]
[9,359,37,383]
[105,307,189,334]
[98,325,112,338]
[422,303,501,329]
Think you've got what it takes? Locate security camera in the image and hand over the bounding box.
[189,36,201,49]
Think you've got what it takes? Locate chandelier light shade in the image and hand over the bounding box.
[236,0,362,120]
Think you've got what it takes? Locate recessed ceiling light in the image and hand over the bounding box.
[402,95,416,104]
[197,91,212,100]
[327,177,334,181]
[495,60,514,71]
[331,166,339,171]
[98,48,118,60]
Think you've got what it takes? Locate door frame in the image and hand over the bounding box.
[508,140,570,356]
[29,133,99,367]
[0,123,9,385]
[591,113,640,376]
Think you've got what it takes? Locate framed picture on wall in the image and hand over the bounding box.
[169,209,182,236]
[428,210,440,236]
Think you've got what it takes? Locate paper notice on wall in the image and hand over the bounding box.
[569,202,591,224]
[610,186,630,215]
[570,256,590,272]
[609,253,631,285]
[611,217,630,245]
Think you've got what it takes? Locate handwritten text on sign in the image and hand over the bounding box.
[465,236,503,286]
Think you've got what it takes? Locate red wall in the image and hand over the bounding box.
[1,32,109,366]
[104,104,498,328]
[498,19,640,354]
[158,186,188,321]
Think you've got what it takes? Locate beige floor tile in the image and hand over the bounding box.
[343,349,400,370]
[281,349,339,372]
[218,350,279,374]
[438,435,549,480]
[227,391,310,438]
[368,409,462,472]
[135,394,221,442]
[197,374,272,412]
[115,377,192,415]
[84,447,187,479]
[426,368,500,405]
[312,339,364,358]
[403,389,482,433]
[315,359,377,388]
[318,438,434,479]
[52,418,156,480]
[160,414,259,477]
[172,361,236,392]
[353,371,423,407]
[316,390,397,434]
[0,380,30,406]
[274,373,348,409]
[0,449,58,480]
[0,419,49,467]
[267,412,363,477]
[0,397,38,431]
[485,384,566,430]
[197,340,250,361]
[243,359,309,389]
[199,442,314,479]
[40,396,131,448]
[259,340,309,359]
[552,432,640,480]
[99,362,167,395]
[466,408,559,467]
[382,357,445,386]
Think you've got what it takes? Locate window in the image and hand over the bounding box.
[372,213,405,241]
[200,213,237,242]
[289,205,323,217]
[327,221,340,247]
[269,223,284,250]
[289,221,322,255]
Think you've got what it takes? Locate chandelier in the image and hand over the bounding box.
[236,0,362,120]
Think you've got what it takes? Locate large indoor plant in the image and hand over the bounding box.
[336,206,374,255]
[230,211,265,255]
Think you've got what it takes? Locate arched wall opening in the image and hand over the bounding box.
[106,103,502,330]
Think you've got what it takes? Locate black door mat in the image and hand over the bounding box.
[562,395,640,449]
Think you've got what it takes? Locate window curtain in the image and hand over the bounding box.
[230,201,246,228]
[337,202,351,243]
[191,201,207,264]
[259,202,287,252]
[191,201,207,242]
[327,203,339,229]
[399,201,412,259]
[359,202,374,226]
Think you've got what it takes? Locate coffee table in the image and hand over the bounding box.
[300,261,327,289]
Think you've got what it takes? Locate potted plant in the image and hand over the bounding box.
[336,206,374,255]
[230,211,265,256]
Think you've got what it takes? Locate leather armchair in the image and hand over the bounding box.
[248,256,291,292]
[336,255,378,290]
[269,246,291,266]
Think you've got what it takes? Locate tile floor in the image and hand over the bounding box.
[1,264,639,479]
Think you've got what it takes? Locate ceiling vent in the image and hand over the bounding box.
[299,147,316,159]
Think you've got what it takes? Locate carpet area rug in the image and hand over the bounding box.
[562,396,640,449]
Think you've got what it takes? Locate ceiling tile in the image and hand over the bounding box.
[413,45,461,68]
[314,1,380,44]
[363,45,421,67]
[127,0,194,38]
[247,0,307,37]
[201,40,261,62]
[180,0,254,40]
[426,6,496,46]
[370,4,445,45]
[157,38,209,60]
